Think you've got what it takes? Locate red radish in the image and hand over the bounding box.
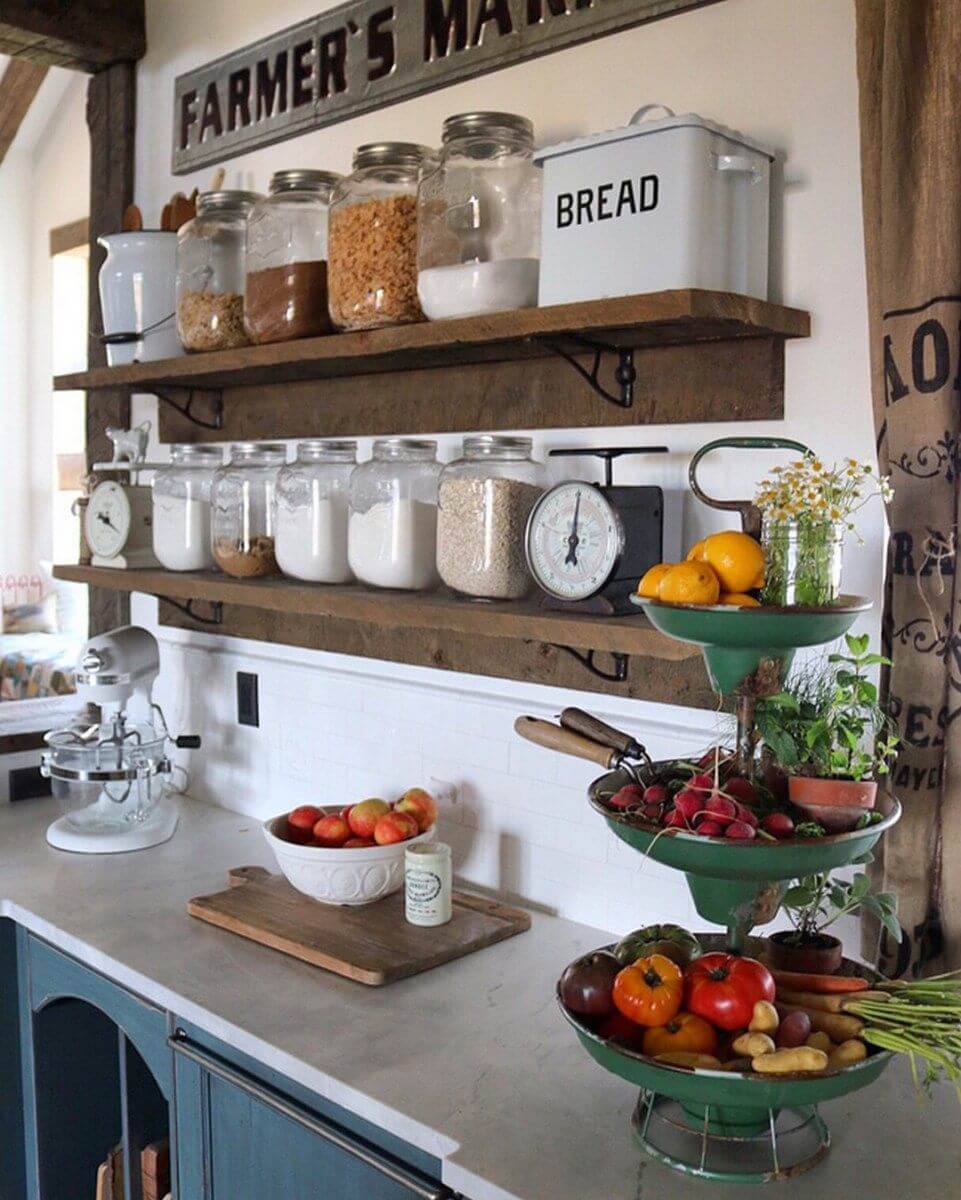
[641,803,664,821]
[674,789,703,822]
[643,783,669,805]
[762,812,795,839]
[689,772,715,792]
[609,785,645,810]
[663,808,688,829]
[705,793,737,824]
[696,819,725,838]
[733,802,759,828]
[725,819,756,840]
[725,777,757,806]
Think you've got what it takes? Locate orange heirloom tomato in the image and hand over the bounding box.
[642,1012,719,1058]
[612,954,684,1027]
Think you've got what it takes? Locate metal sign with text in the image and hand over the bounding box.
[173,0,715,173]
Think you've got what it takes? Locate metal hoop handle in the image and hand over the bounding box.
[688,436,812,539]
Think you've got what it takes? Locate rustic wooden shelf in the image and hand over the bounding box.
[54,564,713,707]
[55,290,809,444]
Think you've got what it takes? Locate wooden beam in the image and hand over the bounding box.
[0,2,145,72]
[49,217,89,257]
[0,59,48,167]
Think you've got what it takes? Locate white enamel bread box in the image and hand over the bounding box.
[534,105,775,306]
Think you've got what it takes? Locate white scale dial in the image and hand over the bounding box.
[84,481,132,559]
[526,482,625,601]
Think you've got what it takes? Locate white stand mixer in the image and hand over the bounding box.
[42,626,200,854]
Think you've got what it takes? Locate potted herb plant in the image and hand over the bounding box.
[769,870,901,974]
[755,633,899,831]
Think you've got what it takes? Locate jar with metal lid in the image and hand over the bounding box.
[328,143,433,331]
[210,443,286,578]
[436,435,545,601]
[176,190,261,352]
[152,444,223,572]
[348,439,441,590]
[274,440,357,583]
[245,170,342,345]
[417,113,540,321]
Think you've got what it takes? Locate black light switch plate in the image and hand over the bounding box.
[237,671,259,727]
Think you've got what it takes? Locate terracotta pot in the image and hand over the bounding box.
[767,930,844,974]
[788,775,878,833]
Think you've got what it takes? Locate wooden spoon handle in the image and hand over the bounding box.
[121,203,142,232]
[560,708,638,757]
[513,716,616,769]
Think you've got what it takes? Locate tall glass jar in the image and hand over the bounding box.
[274,440,357,583]
[417,113,540,321]
[760,518,844,606]
[437,436,545,601]
[152,444,223,572]
[348,439,441,590]
[210,443,286,578]
[328,143,432,331]
[176,190,261,352]
[245,170,342,344]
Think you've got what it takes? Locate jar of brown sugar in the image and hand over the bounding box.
[327,143,433,331]
[245,170,342,344]
[210,442,286,578]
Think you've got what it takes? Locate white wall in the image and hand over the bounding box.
[135,0,878,937]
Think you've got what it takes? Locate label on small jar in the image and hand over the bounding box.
[405,843,452,926]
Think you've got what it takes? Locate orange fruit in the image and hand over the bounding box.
[700,532,765,593]
[657,562,720,606]
[686,539,708,562]
[637,563,674,599]
[718,592,761,608]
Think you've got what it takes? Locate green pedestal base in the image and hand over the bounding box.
[678,1101,772,1138]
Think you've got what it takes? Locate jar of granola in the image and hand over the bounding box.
[327,143,432,331]
[176,191,261,352]
[210,443,286,578]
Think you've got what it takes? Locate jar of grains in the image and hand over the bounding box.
[210,443,286,578]
[244,170,342,344]
[152,444,223,572]
[437,435,545,600]
[274,440,357,583]
[417,113,540,320]
[176,190,261,352]
[348,439,442,590]
[327,143,433,331]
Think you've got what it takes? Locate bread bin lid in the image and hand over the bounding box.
[534,104,776,165]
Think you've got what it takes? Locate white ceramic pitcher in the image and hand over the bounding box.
[98,232,182,365]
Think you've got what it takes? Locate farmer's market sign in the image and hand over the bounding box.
[173,0,714,172]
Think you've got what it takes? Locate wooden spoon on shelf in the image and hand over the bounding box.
[169,191,194,231]
[121,203,142,232]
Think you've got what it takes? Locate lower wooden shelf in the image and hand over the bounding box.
[55,564,713,706]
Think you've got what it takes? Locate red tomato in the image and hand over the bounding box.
[683,953,775,1032]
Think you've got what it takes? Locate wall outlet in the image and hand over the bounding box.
[237,671,259,727]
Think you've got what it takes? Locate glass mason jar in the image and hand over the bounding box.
[274,440,357,583]
[210,442,286,578]
[348,439,441,590]
[417,112,540,321]
[244,170,342,345]
[760,518,844,606]
[328,143,433,331]
[176,190,261,352]
[152,444,223,572]
[437,435,545,601]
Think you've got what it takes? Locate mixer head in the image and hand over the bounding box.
[75,625,160,712]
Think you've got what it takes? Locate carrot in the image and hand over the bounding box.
[767,966,870,994]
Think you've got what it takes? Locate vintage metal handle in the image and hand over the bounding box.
[688,437,812,539]
[514,716,617,769]
[169,1031,451,1200]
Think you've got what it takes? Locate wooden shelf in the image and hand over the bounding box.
[54,564,713,707]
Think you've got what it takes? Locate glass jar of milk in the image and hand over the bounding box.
[274,440,357,583]
[151,445,223,571]
[348,439,442,590]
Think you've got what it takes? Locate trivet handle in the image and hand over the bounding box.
[514,716,617,769]
[559,708,648,764]
[688,436,812,539]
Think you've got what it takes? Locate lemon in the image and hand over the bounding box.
[657,562,721,606]
[701,531,765,593]
[718,592,762,607]
[637,563,674,599]
[686,539,707,562]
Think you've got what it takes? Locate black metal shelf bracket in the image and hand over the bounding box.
[554,645,630,683]
[533,333,636,409]
[160,597,224,626]
[153,388,224,431]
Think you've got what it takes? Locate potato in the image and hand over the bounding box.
[749,1000,779,1035]
[751,1047,828,1075]
[829,1039,868,1069]
[732,1032,776,1058]
[776,1009,811,1048]
[805,1031,833,1053]
[654,1051,722,1070]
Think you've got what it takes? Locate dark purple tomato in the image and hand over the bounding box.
[559,951,621,1016]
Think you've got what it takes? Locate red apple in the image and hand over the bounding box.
[347,798,390,839]
[374,810,419,845]
[394,787,438,832]
[340,805,354,821]
[287,806,323,841]
[313,814,351,847]
[344,837,376,848]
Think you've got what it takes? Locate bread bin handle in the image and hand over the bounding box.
[630,103,676,125]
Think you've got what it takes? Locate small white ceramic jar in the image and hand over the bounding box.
[405,842,453,926]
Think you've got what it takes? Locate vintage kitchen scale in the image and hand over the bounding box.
[525,446,668,614]
[516,438,903,1182]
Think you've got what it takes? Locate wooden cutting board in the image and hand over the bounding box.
[188,867,531,986]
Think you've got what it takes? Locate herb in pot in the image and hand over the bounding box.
[779,871,902,948]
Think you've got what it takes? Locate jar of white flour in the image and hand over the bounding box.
[274,440,357,583]
[151,444,222,571]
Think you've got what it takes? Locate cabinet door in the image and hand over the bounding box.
[172,1032,450,1200]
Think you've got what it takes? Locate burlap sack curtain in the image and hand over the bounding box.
[856,0,961,973]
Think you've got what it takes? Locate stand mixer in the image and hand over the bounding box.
[41,626,201,853]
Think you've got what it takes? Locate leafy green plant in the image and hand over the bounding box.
[755,633,899,780]
[781,870,901,945]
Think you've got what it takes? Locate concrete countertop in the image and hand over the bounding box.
[0,796,957,1200]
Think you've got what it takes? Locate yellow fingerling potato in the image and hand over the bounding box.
[748,1000,779,1035]
[829,1039,868,1069]
[654,1051,722,1070]
[732,1032,776,1058]
[805,1032,833,1053]
[751,1047,828,1075]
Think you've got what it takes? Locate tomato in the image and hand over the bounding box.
[684,953,775,1032]
[612,954,684,1027]
[595,1009,645,1049]
[642,1012,719,1058]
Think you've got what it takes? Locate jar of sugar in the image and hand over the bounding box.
[274,440,357,583]
[151,444,223,572]
[348,439,442,591]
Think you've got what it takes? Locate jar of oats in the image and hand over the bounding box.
[210,443,286,578]
[176,191,261,352]
[436,435,545,601]
[328,143,433,331]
